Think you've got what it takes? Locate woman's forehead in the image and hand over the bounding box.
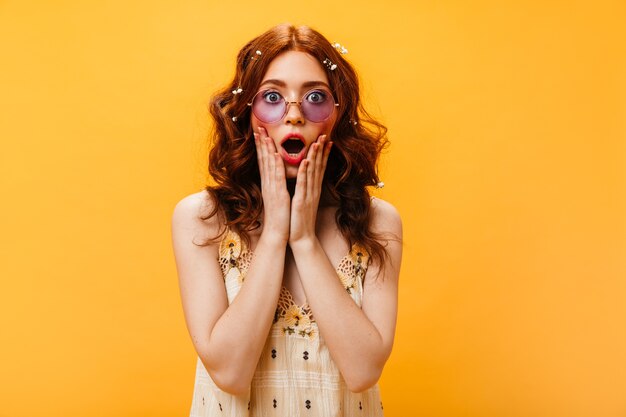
[259,78,331,92]
[260,50,329,88]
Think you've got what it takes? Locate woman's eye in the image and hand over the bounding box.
[263,91,282,103]
[306,90,327,104]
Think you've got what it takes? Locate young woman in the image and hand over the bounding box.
[172,23,403,417]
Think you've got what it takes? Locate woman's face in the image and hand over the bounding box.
[250,50,338,179]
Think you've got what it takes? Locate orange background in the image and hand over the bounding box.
[1,1,625,416]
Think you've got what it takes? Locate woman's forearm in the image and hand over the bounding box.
[290,238,388,392]
[203,231,286,395]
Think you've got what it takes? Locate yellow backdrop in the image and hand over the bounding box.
[1,0,624,416]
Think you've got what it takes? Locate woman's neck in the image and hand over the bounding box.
[286,179,338,207]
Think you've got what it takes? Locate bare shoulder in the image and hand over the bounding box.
[172,189,214,219]
[171,189,223,242]
[369,197,403,240]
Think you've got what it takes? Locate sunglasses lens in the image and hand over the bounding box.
[251,91,286,123]
[301,90,334,122]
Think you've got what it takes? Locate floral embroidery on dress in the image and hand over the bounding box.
[218,228,251,284]
[217,229,370,338]
[219,229,241,270]
[275,287,317,339]
[337,243,370,295]
[338,268,356,295]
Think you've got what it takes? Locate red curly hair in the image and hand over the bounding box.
[201,23,391,270]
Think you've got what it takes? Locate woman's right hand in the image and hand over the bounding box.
[254,126,290,244]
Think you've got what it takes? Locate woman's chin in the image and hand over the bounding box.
[285,164,300,179]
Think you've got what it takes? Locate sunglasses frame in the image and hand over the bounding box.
[247,87,339,124]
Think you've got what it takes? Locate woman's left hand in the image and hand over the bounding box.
[289,134,333,246]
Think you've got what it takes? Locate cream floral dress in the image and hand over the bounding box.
[188,228,385,417]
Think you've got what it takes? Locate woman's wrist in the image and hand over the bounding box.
[288,235,318,255]
[259,226,289,248]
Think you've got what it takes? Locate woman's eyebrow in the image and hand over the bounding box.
[259,79,331,89]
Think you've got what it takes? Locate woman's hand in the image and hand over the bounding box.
[254,127,291,245]
[289,134,333,247]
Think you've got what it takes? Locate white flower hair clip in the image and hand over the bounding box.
[376,181,385,189]
[250,50,262,60]
[332,42,348,55]
[323,58,337,71]
[232,87,243,95]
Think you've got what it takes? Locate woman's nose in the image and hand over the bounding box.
[284,102,305,124]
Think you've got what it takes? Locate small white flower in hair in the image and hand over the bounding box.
[232,116,237,122]
[376,182,385,189]
[332,42,349,55]
[232,87,243,95]
[323,58,337,71]
[255,50,262,55]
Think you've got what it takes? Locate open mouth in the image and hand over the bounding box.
[281,138,305,157]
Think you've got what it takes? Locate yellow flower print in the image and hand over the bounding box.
[350,244,369,266]
[218,229,244,278]
[284,304,306,327]
[219,229,242,260]
[275,287,317,339]
[281,304,315,338]
[350,243,369,282]
[298,313,311,329]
